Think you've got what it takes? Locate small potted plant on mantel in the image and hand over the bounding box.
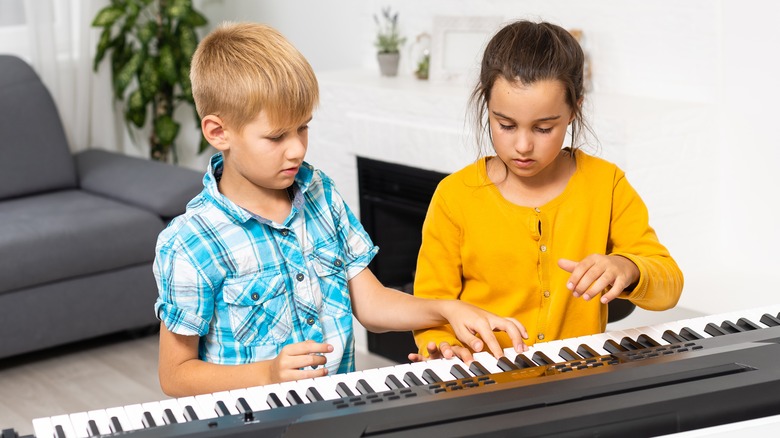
[374,6,406,77]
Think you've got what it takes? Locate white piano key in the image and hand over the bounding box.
[122,403,147,431]
[33,416,55,438]
[472,351,504,374]
[49,414,77,438]
[140,401,165,428]
[244,383,281,410]
[427,357,470,381]
[330,370,364,396]
[193,394,220,420]
[358,368,392,393]
[175,395,212,421]
[158,398,187,424]
[104,406,132,433]
[277,378,317,405]
[307,375,341,401]
[85,409,111,436]
[67,411,91,438]
[211,390,240,415]
[528,340,568,363]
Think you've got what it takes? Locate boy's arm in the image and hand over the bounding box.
[157,323,331,397]
[348,269,528,360]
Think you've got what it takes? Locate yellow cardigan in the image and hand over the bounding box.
[413,152,683,354]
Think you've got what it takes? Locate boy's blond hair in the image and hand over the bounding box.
[190,22,318,132]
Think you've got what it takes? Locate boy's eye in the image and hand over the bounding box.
[298,124,309,133]
[268,134,285,142]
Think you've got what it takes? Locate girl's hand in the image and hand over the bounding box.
[268,340,332,383]
[439,301,529,360]
[408,341,475,363]
[558,255,640,304]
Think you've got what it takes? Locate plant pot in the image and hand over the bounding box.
[377,52,400,77]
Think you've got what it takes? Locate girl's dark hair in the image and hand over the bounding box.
[470,20,592,156]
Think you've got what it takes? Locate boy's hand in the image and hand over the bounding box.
[268,340,332,383]
[408,341,475,363]
[440,301,529,359]
[558,255,640,304]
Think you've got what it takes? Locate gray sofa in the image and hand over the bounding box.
[0,54,203,359]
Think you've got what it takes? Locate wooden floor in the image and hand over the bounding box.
[0,328,396,437]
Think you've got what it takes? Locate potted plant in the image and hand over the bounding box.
[374,6,406,77]
[91,0,209,162]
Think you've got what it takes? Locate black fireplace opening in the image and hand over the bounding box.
[357,157,448,363]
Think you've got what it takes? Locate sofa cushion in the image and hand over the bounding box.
[0,190,164,294]
[0,55,77,201]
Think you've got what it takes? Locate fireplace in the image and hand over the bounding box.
[357,156,448,363]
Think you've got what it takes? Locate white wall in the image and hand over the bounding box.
[196,0,780,319]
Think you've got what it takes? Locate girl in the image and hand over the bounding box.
[411,20,683,362]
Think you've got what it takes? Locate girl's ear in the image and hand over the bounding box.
[201,115,229,152]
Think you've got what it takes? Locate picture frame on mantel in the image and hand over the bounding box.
[429,15,504,84]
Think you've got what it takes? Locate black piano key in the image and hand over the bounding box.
[469,361,490,376]
[54,425,66,438]
[514,353,537,368]
[662,329,686,344]
[576,344,600,359]
[109,416,123,433]
[422,368,443,384]
[450,364,472,379]
[558,347,581,362]
[183,405,199,421]
[636,334,661,348]
[620,337,645,351]
[760,313,780,327]
[704,322,730,336]
[286,390,305,406]
[306,387,324,402]
[679,326,705,341]
[236,397,253,415]
[87,420,100,437]
[163,408,178,425]
[214,400,231,417]
[403,371,424,386]
[496,356,520,371]
[385,374,406,390]
[603,339,627,354]
[720,320,744,334]
[142,411,157,428]
[356,378,376,395]
[736,317,762,331]
[336,382,356,398]
[266,392,285,408]
[531,351,556,366]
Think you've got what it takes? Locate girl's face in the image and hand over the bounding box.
[487,76,574,183]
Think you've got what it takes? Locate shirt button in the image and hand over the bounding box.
[296,273,305,282]
[334,259,343,267]
[540,245,547,252]
[534,207,541,213]
[281,229,289,236]
[537,333,545,341]
[251,292,260,301]
[306,316,315,325]
[543,290,550,298]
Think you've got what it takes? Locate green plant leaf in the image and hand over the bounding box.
[91,6,124,27]
[177,25,198,61]
[138,21,157,45]
[185,9,208,27]
[127,89,147,127]
[167,0,190,19]
[114,52,143,98]
[139,57,159,101]
[155,115,180,146]
[159,45,178,84]
[93,28,113,71]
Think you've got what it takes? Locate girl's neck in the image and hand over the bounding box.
[488,149,575,208]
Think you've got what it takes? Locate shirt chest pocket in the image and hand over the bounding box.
[310,239,351,317]
[222,271,292,346]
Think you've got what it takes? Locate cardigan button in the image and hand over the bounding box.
[537,333,545,341]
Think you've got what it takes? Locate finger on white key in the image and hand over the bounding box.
[85,410,111,436]
[33,417,55,438]
[49,414,77,438]
[67,411,91,438]
[104,406,132,433]
[140,401,165,428]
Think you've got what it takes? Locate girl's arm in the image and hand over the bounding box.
[157,323,330,397]
[348,268,527,359]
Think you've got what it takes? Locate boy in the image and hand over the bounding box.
[153,22,528,397]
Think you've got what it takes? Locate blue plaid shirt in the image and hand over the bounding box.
[154,153,377,375]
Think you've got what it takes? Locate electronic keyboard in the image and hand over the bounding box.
[8,304,780,437]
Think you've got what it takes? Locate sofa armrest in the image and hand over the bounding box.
[75,149,203,219]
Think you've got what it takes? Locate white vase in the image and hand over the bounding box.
[377,52,400,77]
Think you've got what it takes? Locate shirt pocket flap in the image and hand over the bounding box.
[311,239,346,277]
[222,270,286,306]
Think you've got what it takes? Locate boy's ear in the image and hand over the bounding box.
[201,115,229,151]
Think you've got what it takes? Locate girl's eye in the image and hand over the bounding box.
[499,123,515,131]
[536,127,553,134]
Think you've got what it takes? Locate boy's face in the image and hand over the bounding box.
[224,111,311,191]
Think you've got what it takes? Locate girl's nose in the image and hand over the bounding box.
[515,131,533,153]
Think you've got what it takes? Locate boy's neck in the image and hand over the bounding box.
[217,166,293,224]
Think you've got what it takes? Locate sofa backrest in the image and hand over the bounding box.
[0,55,77,200]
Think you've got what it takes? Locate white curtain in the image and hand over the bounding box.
[8,0,121,154]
